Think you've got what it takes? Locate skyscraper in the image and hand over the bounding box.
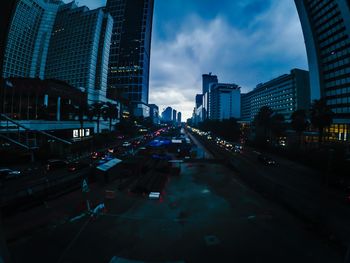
[105,0,154,104]
[177,112,182,124]
[162,107,172,122]
[202,73,218,94]
[202,73,218,120]
[2,0,62,79]
[173,109,177,123]
[209,83,241,120]
[295,0,350,141]
[45,2,113,103]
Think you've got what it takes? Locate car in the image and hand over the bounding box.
[0,168,21,180]
[67,161,89,172]
[257,154,276,165]
[45,159,68,171]
[122,141,131,147]
[233,144,243,153]
[132,140,140,146]
[91,151,104,160]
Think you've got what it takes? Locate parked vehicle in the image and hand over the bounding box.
[45,159,68,171]
[0,168,21,180]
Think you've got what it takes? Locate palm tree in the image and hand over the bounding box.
[310,99,333,146]
[291,109,309,147]
[103,102,118,132]
[270,113,285,141]
[89,102,104,134]
[74,102,89,132]
[253,106,274,144]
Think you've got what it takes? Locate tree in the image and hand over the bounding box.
[89,102,104,134]
[74,102,89,131]
[103,102,118,132]
[270,113,286,140]
[253,106,274,145]
[291,109,309,147]
[310,99,333,146]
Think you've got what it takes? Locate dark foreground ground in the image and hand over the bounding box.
[4,137,344,263]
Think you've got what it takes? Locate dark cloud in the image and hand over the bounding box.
[150,1,308,119]
[68,0,308,120]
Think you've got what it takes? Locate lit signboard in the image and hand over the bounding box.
[73,128,91,138]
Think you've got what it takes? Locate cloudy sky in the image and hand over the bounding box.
[69,0,308,120]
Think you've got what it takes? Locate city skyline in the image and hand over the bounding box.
[63,0,308,120]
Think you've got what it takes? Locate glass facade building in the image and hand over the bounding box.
[2,0,61,79]
[240,69,310,122]
[295,0,350,141]
[105,0,154,104]
[45,2,113,104]
[209,83,241,121]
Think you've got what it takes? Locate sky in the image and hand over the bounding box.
[67,0,308,120]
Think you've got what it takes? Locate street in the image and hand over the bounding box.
[4,134,343,263]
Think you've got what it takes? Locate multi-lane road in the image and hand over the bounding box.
[4,130,345,263]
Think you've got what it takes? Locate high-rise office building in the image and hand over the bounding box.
[45,2,113,103]
[240,92,253,122]
[173,109,177,123]
[240,69,310,122]
[202,73,218,94]
[105,0,154,104]
[295,0,350,141]
[2,0,62,79]
[201,73,218,120]
[177,112,182,124]
[149,104,160,124]
[195,94,203,108]
[162,107,173,122]
[209,83,241,120]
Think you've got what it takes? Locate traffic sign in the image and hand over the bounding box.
[82,179,89,193]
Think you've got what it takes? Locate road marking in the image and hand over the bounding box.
[69,213,86,223]
[56,217,91,263]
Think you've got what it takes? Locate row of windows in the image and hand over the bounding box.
[330,107,350,113]
[322,47,350,64]
[327,97,350,104]
[312,0,336,22]
[319,29,346,48]
[318,23,344,43]
[309,0,333,18]
[321,40,349,64]
[324,66,350,79]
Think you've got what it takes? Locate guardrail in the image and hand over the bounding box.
[0,167,91,214]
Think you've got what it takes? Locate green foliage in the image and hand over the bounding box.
[253,106,286,146]
[102,102,118,131]
[310,99,333,144]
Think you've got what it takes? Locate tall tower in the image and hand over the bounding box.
[2,0,62,79]
[295,0,350,124]
[202,73,218,94]
[105,0,154,104]
[45,2,113,104]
